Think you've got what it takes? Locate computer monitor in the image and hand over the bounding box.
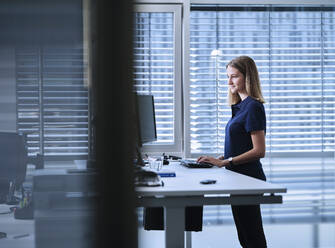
[136,94,157,145]
[134,94,157,166]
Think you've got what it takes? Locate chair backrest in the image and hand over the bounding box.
[0,132,28,187]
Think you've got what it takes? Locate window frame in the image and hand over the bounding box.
[133,4,183,155]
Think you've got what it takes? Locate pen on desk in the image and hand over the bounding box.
[13,233,30,239]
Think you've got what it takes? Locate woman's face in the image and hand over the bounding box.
[226,65,246,95]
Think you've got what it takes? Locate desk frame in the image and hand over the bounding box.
[137,194,282,248]
[136,165,286,248]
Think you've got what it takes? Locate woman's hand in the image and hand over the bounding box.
[217,155,224,160]
[197,156,228,168]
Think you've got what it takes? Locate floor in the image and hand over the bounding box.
[1,203,334,248]
[138,222,335,248]
[0,205,34,248]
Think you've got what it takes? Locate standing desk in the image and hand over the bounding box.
[136,163,287,248]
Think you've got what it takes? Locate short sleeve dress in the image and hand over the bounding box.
[224,96,266,181]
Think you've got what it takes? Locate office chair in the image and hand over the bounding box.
[0,132,44,202]
[0,132,28,205]
[0,132,28,239]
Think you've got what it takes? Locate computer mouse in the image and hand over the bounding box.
[200,179,217,184]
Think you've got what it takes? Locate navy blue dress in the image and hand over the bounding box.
[224,96,266,181]
[224,96,267,248]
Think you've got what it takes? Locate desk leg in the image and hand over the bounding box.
[164,206,185,248]
[185,231,192,248]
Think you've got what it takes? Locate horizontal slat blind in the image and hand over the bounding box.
[189,8,270,154]
[189,5,335,223]
[270,9,331,153]
[16,47,89,157]
[190,6,335,155]
[133,11,175,144]
[16,48,41,155]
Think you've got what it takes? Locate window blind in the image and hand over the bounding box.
[133,11,175,144]
[16,47,89,158]
[189,5,335,155]
[189,5,335,222]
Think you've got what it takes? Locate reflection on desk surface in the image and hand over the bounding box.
[136,163,287,197]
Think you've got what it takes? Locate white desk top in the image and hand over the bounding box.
[136,163,286,197]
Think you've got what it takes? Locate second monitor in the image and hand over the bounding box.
[136,94,157,145]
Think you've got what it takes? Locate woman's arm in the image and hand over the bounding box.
[230,130,265,165]
[197,130,265,167]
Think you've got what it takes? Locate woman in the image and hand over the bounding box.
[198,55,267,248]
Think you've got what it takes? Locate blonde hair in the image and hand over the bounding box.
[226,56,265,105]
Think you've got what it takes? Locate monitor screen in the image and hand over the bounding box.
[136,95,157,145]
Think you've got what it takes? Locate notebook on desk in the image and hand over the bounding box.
[180,159,213,168]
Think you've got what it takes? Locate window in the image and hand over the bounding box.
[13,0,88,160]
[16,47,89,159]
[188,4,335,222]
[188,5,335,157]
[133,4,182,153]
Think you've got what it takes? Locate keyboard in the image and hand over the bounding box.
[180,159,214,168]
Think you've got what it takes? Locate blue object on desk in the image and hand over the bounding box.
[157,170,176,177]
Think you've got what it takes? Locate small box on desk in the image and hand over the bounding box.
[157,169,176,177]
[143,166,176,178]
